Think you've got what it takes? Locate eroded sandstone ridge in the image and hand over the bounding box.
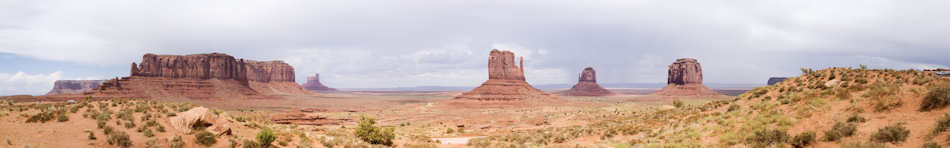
[46,80,105,95]
[453,49,551,101]
[654,58,721,96]
[560,67,614,96]
[302,73,337,91]
[90,53,312,99]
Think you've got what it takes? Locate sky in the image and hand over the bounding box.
[1,0,948,95]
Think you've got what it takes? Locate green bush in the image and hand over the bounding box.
[747,129,787,146]
[871,123,910,143]
[847,114,868,123]
[195,130,217,146]
[242,139,261,148]
[923,142,941,148]
[355,116,395,146]
[143,128,154,137]
[841,141,884,148]
[934,114,950,136]
[88,131,97,140]
[56,113,69,122]
[922,86,950,111]
[825,122,857,141]
[789,131,816,148]
[108,131,133,147]
[26,111,54,123]
[256,129,276,148]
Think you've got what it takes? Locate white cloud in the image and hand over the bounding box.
[0,71,62,95]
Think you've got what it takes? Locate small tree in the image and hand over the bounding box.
[354,116,395,146]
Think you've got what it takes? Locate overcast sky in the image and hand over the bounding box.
[1,0,948,95]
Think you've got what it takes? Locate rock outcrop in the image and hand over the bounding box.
[302,73,337,91]
[46,80,105,95]
[560,67,614,96]
[169,107,234,136]
[654,58,721,96]
[453,49,552,101]
[90,53,313,99]
[767,77,788,85]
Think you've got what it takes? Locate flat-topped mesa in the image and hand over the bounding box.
[655,58,721,96]
[302,73,337,91]
[667,58,703,85]
[488,49,526,81]
[46,80,106,95]
[91,52,312,99]
[452,49,552,102]
[561,67,614,96]
[132,53,248,81]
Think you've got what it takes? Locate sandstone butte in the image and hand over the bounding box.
[653,58,722,96]
[45,80,106,95]
[301,73,337,92]
[560,67,614,96]
[452,49,552,101]
[87,53,313,100]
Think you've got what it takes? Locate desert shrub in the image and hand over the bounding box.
[923,142,942,148]
[922,86,950,111]
[97,120,107,128]
[143,128,154,137]
[25,111,54,123]
[56,113,69,122]
[157,125,166,132]
[195,130,218,146]
[446,128,455,134]
[256,129,277,148]
[873,96,903,112]
[170,135,184,148]
[934,114,950,136]
[146,139,159,148]
[88,131,97,140]
[354,116,395,146]
[108,131,133,147]
[825,122,857,141]
[847,114,868,123]
[747,129,788,146]
[871,123,910,143]
[727,104,740,112]
[103,125,116,135]
[841,141,884,148]
[789,131,816,148]
[242,139,261,148]
[673,99,684,108]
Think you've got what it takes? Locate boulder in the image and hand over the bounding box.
[654,58,721,96]
[301,73,337,91]
[560,67,614,96]
[46,80,105,95]
[168,107,233,135]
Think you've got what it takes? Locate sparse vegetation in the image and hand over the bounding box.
[847,114,868,123]
[789,131,816,148]
[841,141,884,148]
[672,99,684,108]
[256,129,276,148]
[195,130,218,146]
[171,135,184,148]
[825,122,857,141]
[747,128,788,147]
[871,123,910,144]
[923,142,942,148]
[107,131,132,147]
[354,116,395,146]
[922,86,950,111]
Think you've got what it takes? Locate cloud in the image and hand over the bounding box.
[1,0,948,91]
[0,71,62,95]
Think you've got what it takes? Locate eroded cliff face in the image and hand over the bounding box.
[655,58,721,96]
[46,80,105,95]
[302,73,337,91]
[453,49,552,102]
[92,53,312,99]
[561,67,613,96]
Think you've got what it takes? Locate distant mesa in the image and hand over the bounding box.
[559,67,614,96]
[654,58,721,96]
[767,77,788,85]
[452,49,552,101]
[46,80,105,95]
[301,73,337,92]
[88,52,313,100]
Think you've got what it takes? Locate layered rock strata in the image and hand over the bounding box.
[654,58,721,96]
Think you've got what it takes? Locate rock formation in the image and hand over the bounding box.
[654,58,721,96]
[453,49,551,101]
[46,80,105,95]
[90,53,313,99]
[560,67,614,96]
[302,73,337,91]
[767,77,788,85]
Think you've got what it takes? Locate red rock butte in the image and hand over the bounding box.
[301,73,337,92]
[453,49,552,101]
[560,67,614,96]
[88,53,313,99]
[46,80,105,95]
[654,58,721,96]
